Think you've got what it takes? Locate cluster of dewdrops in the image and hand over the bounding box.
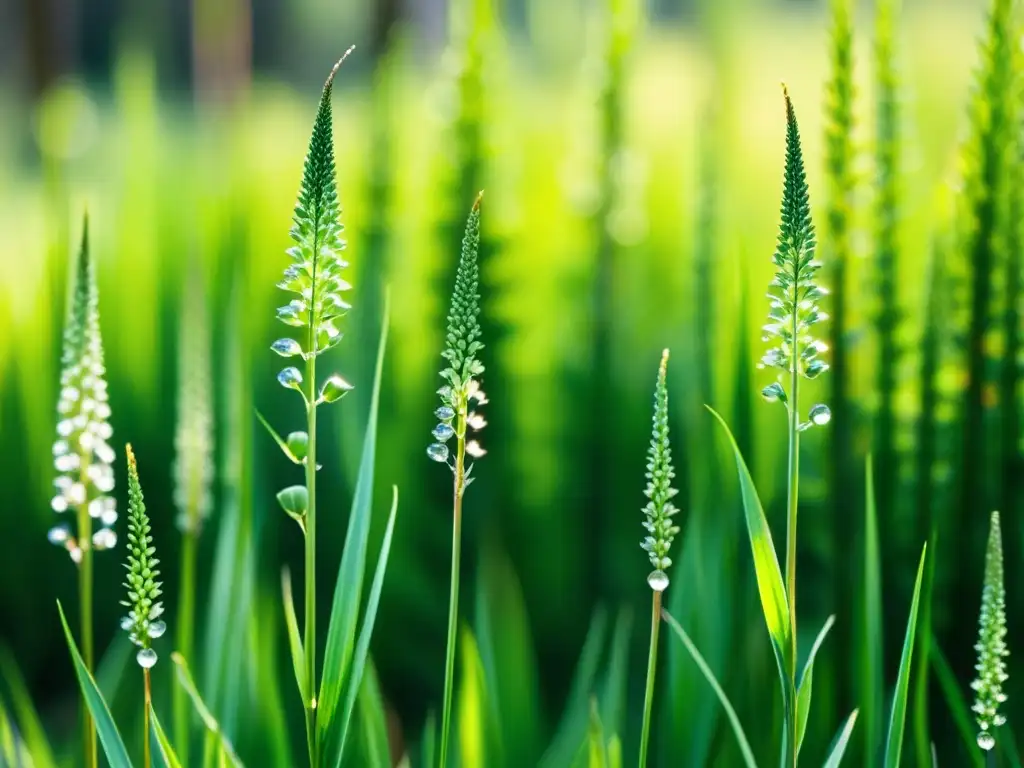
[972,513,1009,751]
[428,379,488,475]
[121,601,166,669]
[48,320,117,561]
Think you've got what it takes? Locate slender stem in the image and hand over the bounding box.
[638,589,663,768]
[785,325,800,767]
[143,668,152,768]
[77,454,97,768]
[304,342,318,767]
[175,530,198,765]
[439,410,467,768]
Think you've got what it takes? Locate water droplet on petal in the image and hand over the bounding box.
[271,338,303,357]
[809,403,832,426]
[121,616,134,631]
[435,406,456,422]
[432,423,455,442]
[51,495,69,513]
[48,524,71,545]
[978,731,995,750]
[147,620,167,639]
[647,570,670,592]
[278,367,303,390]
[427,443,449,463]
[761,382,787,404]
[136,648,158,668]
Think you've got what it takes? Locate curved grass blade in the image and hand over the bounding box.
[795,615,836,756]
[326,485,400,767]
[883,544,927,768]
[863,456,883,764]
[662,609,758,768]
[318,292,391,751]
[0,646,58,768]
[57,601,132,768]
[707,406,791,691]
[458,628,489,768]
[280,567,307,704]
[930,640,984,767]
[822,710,859,768]
[599,608,632,736]
[355,658,391,768]
[170,652,243,767]
[586,698,608,768]
[255,410,301,464]
[150,705,183,768]
[0,695,31,767]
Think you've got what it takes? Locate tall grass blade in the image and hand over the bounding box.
[823,710,859,768]
[599,608,632,738]
[56,601,132,768]
[707,406,791,689]
[862,456,883,765]
[281,567,307,704]
[354,659,391,768]
[326,485,400,767]
[0,647,58,768]
[170,653,242,767]
[457,628,489,768]
[318,291,391,758]
[586,698,608,768]
[883,544,927,768]
[795,615,836,756]
[913,528,938,768]
[661,609,758,768]
[150,706,183,768]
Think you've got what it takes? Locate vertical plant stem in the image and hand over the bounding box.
[175,529,198,765]
[304,335,318,766]
[77,456,97,768]
[638,589,662,768]
[143,668,152,768]
[439,410,467,768]
[786,322,800,767]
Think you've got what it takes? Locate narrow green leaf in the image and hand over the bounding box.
[863,456,883,762]
[539,608,610,768]
[913,529,938,768]
[0,695,29,767]
[56,601,132,768]
[930,640,985,767]
[170,652,243,767]
[883,543,927,768]
[355,658,392,768]
[599,608,632,736]
[319,291,391,747]
[795,615,835,756]
[281,567,307,704]
[421,711,437,768]
[458,628,489,768]
[0,646,58,768]
[707,406,791,689]
[662,609,758,768]
[150,705,183,768]
[256,409,301,463]
[586,698,608,768]
[327,485,400,767]
[822,710,859,768]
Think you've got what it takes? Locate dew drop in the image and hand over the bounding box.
[978,731,995,751]
[427,443,449,463]
[121,616,134,631]
[809,403,832,426]
[435,406,456,422]
[48,524,71,545]
[136,648,158,669]
[53,440,69,456]
[432,423,455,442]
[88,498,104,519]
[101,507,118,527]
[647,570,670,592]
[92,528,117,550]
[95,442,116,465]
[147,620,167,639]
[761,382,787,404]
[271,338,303,357]
[51,495,69,513]
[278,367,303,390]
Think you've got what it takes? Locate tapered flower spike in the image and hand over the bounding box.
[760,85,831,430]
[972,511,1008,751]
[641,349,679,591]
[428,192,487,471]
[121,445,165,669]
[49,216,117,560]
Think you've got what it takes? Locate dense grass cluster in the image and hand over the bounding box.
[2,0,1024,766]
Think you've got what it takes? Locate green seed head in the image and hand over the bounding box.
[640,349,679,591]
[428,194,487,468]
[48,216,118,562]
[121,445,165,669]
[972,510,1008,751]
[274,51,355,403]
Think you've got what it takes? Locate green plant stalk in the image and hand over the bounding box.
[439,410,467,768]
[175,528,198,764]
[305,327,318,767]
[785,314,800,768]
[77,454,97,768]
[638,589,662,767]
[144,668,152,768]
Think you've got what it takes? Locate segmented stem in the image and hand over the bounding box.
[305,331,318,766]
[143,668,152,768]
[786,314,800,768]
[639,589,662,768]
[77,454,97,768]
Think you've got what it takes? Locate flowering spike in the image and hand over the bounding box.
[51,215,117,559]
[972,511,1008,750]
[641,349,679,586]
[121,445,165,667]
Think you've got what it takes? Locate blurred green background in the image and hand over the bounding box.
[0,0,1014,764]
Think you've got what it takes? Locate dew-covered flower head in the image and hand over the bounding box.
[120,444,165,670]
[49,217,117,561]
[640,350,680,592]
[428,194,487,473]
[972,510,1008,751]
[759,87,831,431]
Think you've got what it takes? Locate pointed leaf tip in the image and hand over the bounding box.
[326,45,357,88]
